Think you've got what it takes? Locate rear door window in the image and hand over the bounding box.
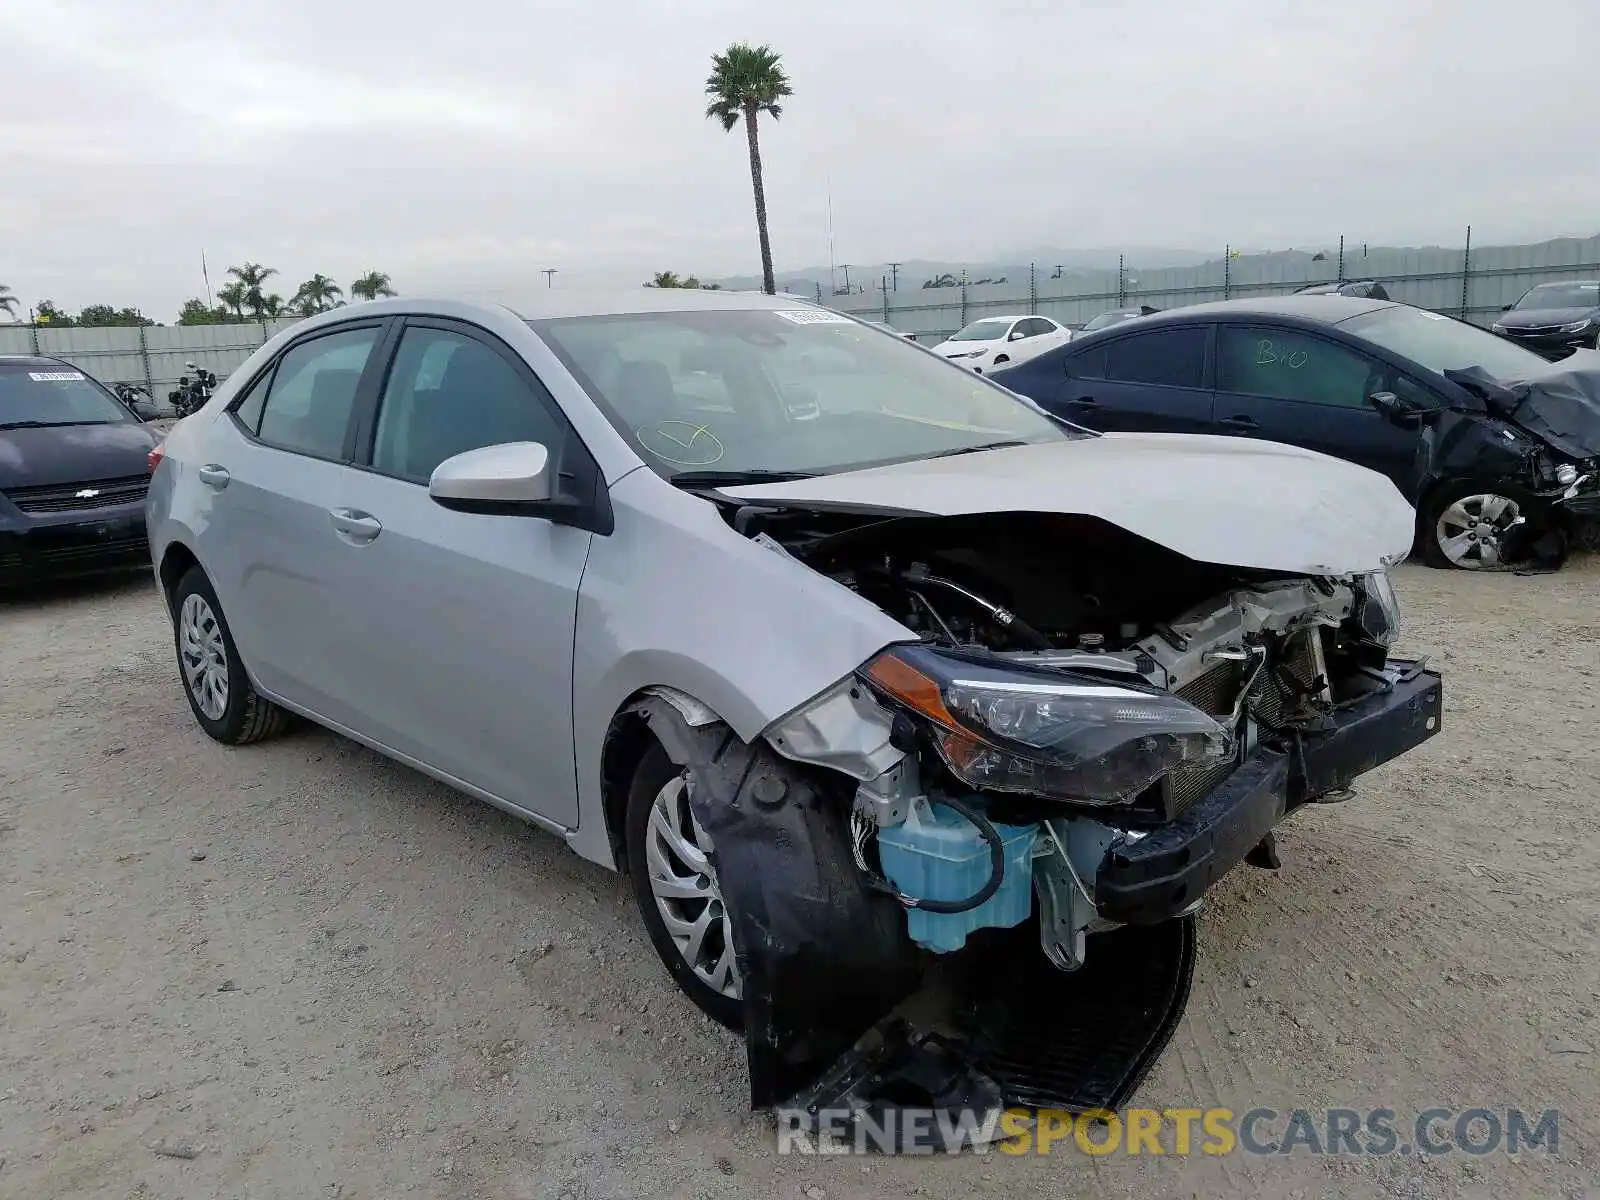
[1104,327,1207,388]
[254,326,382,459]
[1066,343,1107,380]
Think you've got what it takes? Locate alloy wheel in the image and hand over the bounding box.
[644,772,740,999]
[178,593,229,720]
[1435,492,1523,569]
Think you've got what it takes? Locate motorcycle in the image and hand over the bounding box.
[112,382,164,422]
[167,362,218,418]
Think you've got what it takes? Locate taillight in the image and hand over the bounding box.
[147,445,165,473]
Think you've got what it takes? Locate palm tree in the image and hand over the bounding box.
[259,294,287,319]
[216,281,248,320]
[0,284,17,320]
[291,274,343,315]
[227,262,279,318]
[705,43,792,296]
[349,271,396,301]
[646,271,683,288]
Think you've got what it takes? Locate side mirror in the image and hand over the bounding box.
[1008,328,1028,341]
[1367,391,1422,427]
[1501,303,1515,312]
[129,397,162,421]
[429,442,552,512]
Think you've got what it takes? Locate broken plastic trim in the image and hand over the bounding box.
[632,694,923,1107]
[629,694,1201,1131]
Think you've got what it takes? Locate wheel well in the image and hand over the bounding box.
[158,542,200,616]
[599,707,657,870]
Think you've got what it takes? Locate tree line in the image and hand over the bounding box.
[183,264,396,325]
[0,268,396,328]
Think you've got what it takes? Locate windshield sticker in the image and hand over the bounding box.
[773,309,855,325]
[635,421,726,466]
[28,370,86,382]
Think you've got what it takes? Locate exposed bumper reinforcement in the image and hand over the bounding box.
[1096,660,1443,925]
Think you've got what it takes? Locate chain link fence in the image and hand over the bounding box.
[821,231,1600,344]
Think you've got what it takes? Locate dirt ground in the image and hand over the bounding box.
[1,562,1597,1200]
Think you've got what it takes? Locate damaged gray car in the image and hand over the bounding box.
[146,290,1443,1131]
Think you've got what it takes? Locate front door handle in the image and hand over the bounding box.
[328,508,382,543]
[1220,415,1260,430]
[1064,394,1098,406]
[198,464,230,489]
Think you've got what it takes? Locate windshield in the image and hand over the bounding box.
[531,309,1077,480]
[1513,283,1600,311]
[1082,310,1134,331]
[0,362,130,427]
[1339,307,1552,380]
[947,319,1013,342]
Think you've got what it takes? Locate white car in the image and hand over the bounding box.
[930,315,1072,372]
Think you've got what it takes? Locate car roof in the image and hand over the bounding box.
[1123,295,1399,326]
[500,288,830,320]
[0,354,72,369]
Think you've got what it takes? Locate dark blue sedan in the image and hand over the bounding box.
[992,296,1600,567]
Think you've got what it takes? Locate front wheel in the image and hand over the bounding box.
[1419,480,1539,569]
[625,742,743,1029]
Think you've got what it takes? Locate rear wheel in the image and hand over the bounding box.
[171,567,291,744]
[625,742,743,1029]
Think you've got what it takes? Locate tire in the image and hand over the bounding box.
[171,566,291,744]
[992,353,1010,366]
[1418,479,1539,570]
[625,741,744,1029]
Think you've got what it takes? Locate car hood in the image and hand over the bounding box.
[1497,307,1596,329]
[930,340,993,357]
[1442,362,1600,460]
[722,434,1415,575]
[0,421,157,490]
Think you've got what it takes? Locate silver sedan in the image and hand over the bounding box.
[146,289,1436,1115]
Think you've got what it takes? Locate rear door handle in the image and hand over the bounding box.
[198,464,230,489]
[1220,415,1260,430]
[1064,394,1098,406]
[328,508,382,543]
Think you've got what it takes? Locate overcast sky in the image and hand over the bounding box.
[4,0,1598,320]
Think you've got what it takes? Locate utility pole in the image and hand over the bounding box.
[541,268,558,288]
[887,262,901,292]
[840,264,853,295]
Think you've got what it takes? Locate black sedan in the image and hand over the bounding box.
[992,296,1600,569]
[1,356,163,586]
[1492,281,1600,359]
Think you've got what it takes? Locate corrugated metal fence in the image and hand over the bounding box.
[822,233,1600,343]
[0,320,300,399]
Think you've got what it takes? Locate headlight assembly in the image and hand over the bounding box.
[1354,569,1402,647]
[1558,319,1593,334]
[860,644,1231,805]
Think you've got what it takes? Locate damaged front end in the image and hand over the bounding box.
[641,512,1441,1143]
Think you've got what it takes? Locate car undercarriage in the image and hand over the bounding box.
[634,506,1443,1147]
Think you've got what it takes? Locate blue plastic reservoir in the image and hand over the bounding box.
[877,799,1038,953]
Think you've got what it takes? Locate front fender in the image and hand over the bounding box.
[564,470,910,867]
